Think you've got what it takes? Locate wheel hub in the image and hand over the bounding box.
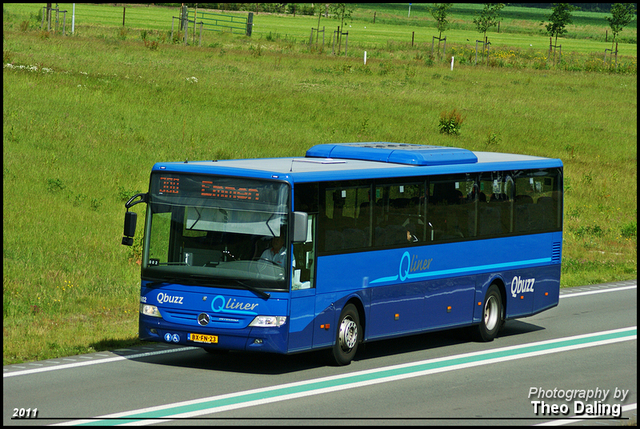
[339,316,358,350]
[484,295,499,331]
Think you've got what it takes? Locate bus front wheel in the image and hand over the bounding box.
[474,284,503,342]
[329,303,360,366]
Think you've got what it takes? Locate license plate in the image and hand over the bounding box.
[188,333,218,344]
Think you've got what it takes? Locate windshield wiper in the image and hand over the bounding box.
[186,274,271,300]
[232,279,271,300]
[143,274,270,300]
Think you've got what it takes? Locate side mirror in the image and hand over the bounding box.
[121,193,147,246]
[121,211,137,246]
[291,211,308,243]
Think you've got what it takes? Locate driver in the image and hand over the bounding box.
[260,235,287,267]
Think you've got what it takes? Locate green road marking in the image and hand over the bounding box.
[62,326,636,426]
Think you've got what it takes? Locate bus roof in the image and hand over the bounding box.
[152,143,562,182]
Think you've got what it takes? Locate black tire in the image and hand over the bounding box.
[474,284,503,342]
[329,303,361,366]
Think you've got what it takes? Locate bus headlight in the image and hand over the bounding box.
[249,316,287,327]
[140,303,162,318]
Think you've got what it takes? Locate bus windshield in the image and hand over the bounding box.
[142,173,291,292]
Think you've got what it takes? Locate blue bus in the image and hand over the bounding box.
[122,143,563,365]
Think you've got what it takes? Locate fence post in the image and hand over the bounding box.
[475,40,478,65]
[443,36,446,55]
[345,31,348,56]
[199,22,203,46]
[332,30,336,55]
[246,12,253,37]
[180,5,186,31]
[558,45,561,63]
[412,31,414,47]
[183,8,188,45]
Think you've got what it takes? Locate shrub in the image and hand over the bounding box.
[438,108,466,135]
[620,221,637,239]
[144,39,159,50]
[47,178,65,192]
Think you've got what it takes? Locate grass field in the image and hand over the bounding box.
[3,3,637,365]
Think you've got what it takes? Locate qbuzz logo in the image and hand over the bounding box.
[157,292,184,305]
[511,275,535,298]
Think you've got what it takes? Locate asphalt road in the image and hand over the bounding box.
[3,280,636,426]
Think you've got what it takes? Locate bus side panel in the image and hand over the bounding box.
[366,276,475,340]
[369,282,425,339]
[473,264,560,322]
[313,292,338,349]
[315,232,559,342]
[531,264,561,314]
[504,265,561,319]
[424,275,476,330]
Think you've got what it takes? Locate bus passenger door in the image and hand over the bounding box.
[288,288,315,352]
[288,214,317,352]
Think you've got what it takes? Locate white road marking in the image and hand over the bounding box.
[3,347,198,378]
[559,284,636,299]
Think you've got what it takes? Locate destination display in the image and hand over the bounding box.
[156,175,260,202]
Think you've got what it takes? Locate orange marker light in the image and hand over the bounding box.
[478,302,482,306]
[545,292,548,296]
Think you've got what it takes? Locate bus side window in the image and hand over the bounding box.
[428,176,475,241]
[373,182,425,247]
[478,173,512,237]
[513,170,562,233]
[321,185,371,252]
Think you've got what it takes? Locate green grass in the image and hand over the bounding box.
[3,3,637,365]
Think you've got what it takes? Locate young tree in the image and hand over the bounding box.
[606,3,637,50]
[429,3,453,40]
[473,3,504,44]
[543,3,575,48]
[329,2,353,52]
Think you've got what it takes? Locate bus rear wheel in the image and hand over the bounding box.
[474,284,503,342]
[329,303,360,366]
